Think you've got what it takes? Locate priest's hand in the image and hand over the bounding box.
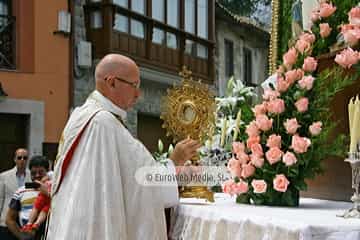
[170,138,202,166]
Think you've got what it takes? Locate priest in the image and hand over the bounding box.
[46,54,201,239]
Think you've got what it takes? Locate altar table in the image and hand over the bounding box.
[169,194,360,240]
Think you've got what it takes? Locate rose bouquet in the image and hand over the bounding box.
[311,0,359,56]
[223,2,360,206]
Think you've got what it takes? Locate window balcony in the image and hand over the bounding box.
[84,1,215,83]
[0,14,16,70]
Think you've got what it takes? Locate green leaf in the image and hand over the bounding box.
[236,194,250,204]
[294,180,307,191]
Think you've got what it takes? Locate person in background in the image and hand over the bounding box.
[0,148,31,239]
[21,174,51,234]
[6,156,49,240]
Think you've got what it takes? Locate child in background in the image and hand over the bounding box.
[21,174,51,233]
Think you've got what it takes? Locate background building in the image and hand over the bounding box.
[74,0,216,152]
[215,2,269,97]
[0,0,71,171]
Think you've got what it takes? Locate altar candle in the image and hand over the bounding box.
[233,110,242,141]
[350,96,360,152]
[349,97,355,151]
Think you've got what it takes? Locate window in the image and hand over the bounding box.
[130,18,145,39]
[114,14,128,32]
[225,40,234,79]
[197,44,208,59]
[152,27,165,44]
[243,47,252,86]
[0,0,9,29]
[152,0,164,22]
[0,0,15,69]
[197,0,208,39]
[185,0,195,34]
[185,39,196,56]
[113,0,128,8]
[166,32,177,49]
[184,0,209,59]
[90,11,103,29]
[167,0,178,28]
[131,0,145,15]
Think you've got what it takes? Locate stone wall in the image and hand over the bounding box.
[73,0,95,107]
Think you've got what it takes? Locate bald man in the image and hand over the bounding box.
[47,54,200,240]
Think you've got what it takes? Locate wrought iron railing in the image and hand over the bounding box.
[0,15,16,69]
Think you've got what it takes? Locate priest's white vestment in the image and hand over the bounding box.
[46,91,178,240]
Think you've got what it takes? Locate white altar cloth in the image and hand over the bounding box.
[170,194,360,240]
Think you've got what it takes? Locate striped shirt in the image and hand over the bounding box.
[9,186,39,226]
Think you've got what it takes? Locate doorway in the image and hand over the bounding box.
[0,113,29,172]
[137,113,173,154]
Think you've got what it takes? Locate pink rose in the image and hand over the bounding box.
[233,181,249,195]
[246,136,260,149]
[222,179,236,195]
[255,114,273,132]
[253,103,268,116]
[302,57,318,72]
[341,24,355,33]
[236,152,250,165]
[251,179,267,194]
[265,147,283,165]
[283,47,298,68]
[284,118,300,135]
[232,142,245,155]
[263,89,280,101]
[227,157,242,178]
[266,134,282,148]
[343,29,359,46]
[335,48,359,69]
[251,143,264,157]
[309,121,322,136]
[320,23,332,38]
[282,151,297,166]
[250,154,264,168]
[298,75,315,90]
[273,174,290,192]
[299,32,316,44]
[295,97,309,113]
[349,7,360,25]
[319,3,336,18]
[295,39,311,54]
[276,76,290,92]
[285,69,301,84]
[291,135,311,154]
[267,98,285,115]
[246,121,260,137]
[241,163,256,179]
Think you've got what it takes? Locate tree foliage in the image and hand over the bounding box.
[218,0,271,17]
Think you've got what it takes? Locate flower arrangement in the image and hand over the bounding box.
[200,77,255,167]
[223,1,360,206]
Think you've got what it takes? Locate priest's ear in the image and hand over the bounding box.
[104,76,116,88]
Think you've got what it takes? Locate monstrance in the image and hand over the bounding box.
[160,66,216,202]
